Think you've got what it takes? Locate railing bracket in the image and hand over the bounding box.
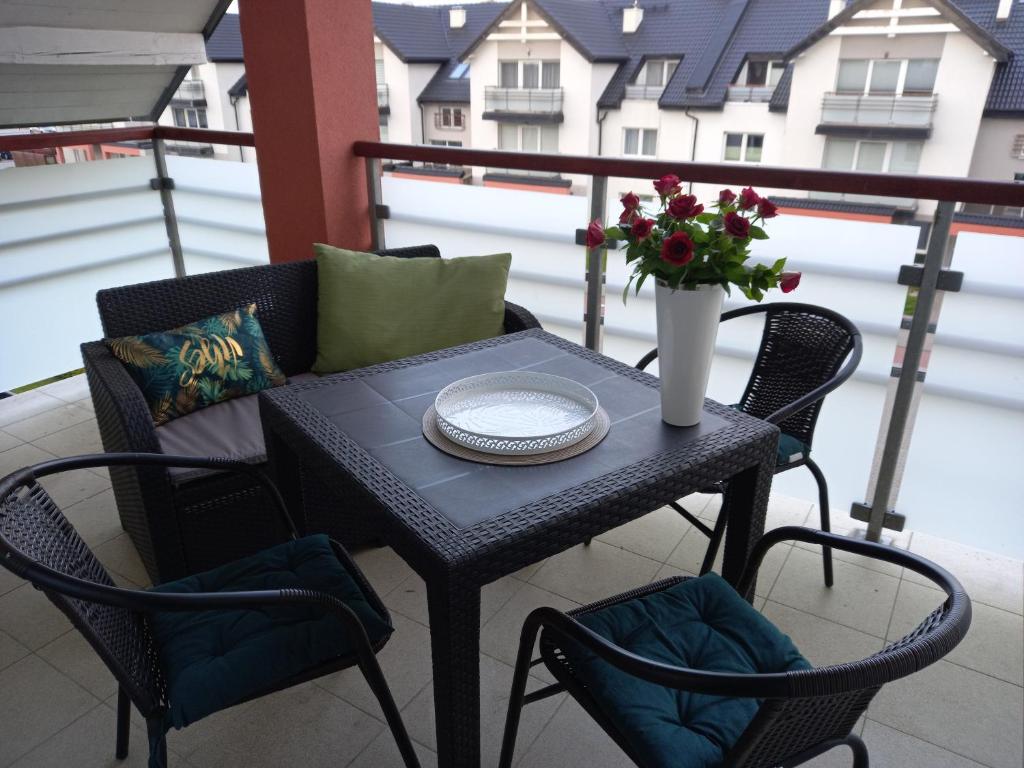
[149,177,175,191]
[374,203,391,220]
[898,264,963,292]
[850,503,906,532]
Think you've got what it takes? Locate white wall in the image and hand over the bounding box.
[968,117,1024,183]
[783,35,842,173]
[381,45,414,145]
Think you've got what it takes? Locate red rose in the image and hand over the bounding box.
[667,194,704,220]
[660,231,695,266]
[619,191,640,224]
[780,271,801,293]
[631,217,655,241]
[757,198,778,219]
[585,218,606,249]
[653,174,681,197]
[719,188,737,206]
[737,186,760,210]
[723,211,751,238]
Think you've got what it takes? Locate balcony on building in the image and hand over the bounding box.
[727,58,784,103]
[171,78,206,106]
[818,92,938,139]
[624,58,679,101]
[483,86,563,122]
[726,85,776,103]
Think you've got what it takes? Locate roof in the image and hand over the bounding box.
[955,0,1024,115]
[206,11,243,61]
[228,73,248,98]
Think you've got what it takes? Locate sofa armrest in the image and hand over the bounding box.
[503,301,542,333]
[81,341,161,455]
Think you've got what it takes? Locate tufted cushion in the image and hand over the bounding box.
[729,405,807,465]
[563,573,810,768]
[149,534,392,729]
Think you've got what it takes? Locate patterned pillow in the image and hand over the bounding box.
[107,303,287,426]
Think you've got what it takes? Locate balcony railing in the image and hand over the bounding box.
[727,85,776,103]
[377,83,389,111]
[172,80,205,103]
[821,92,938,129]
[484,87,563,115]
[624,84,665,100]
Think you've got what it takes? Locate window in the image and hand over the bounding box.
[1012,134,1024,160]
[737,59,785,87]
[498,124,558,152]
[499,60,560,89]
[449,61,470,79]
[623,128,657,156]
[822,138,923,174]
[430,139,463,147]
[1015,172,1024,182]
[375,57,385,85]
[633,58,678,88]
[723,133,764,163]
[439,107,464,128]
[836,59,939,96]
[172,107,208,128]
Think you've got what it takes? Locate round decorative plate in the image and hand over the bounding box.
[433,371,599,456]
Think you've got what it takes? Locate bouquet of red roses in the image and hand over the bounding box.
[585,175,800,301]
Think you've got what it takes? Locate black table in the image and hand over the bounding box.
[259,329,778,768]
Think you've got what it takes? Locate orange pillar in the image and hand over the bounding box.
[239,0,378,262]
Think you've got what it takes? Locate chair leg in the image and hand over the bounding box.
[699,504,729,575]
[115,686,131,759]
[846,733,869,768]
[805,458,834,588]
[145,717,168,768]
[357,651,421,768]
[499,618,543,768]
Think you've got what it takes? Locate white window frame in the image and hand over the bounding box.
[172,106,208,129]
[736,59,785,87]
[438,107,465,128]
[633,58,679,88]
[836,59,938,97]
[623,128,658,157]
[822,138,923,174]
[498,60,560,89]
[722,133,764,163]
[499,124,558,153]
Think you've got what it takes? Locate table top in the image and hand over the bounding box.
[260,330,777,581]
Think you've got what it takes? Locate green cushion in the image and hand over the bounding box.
[149,535,392,729]
[728,406,808,465]
[107,303,286,426]
[564,573,810,768]
[312,245,511,374]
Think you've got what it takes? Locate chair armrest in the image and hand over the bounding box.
[81,341,161,455]
[503,301,541,333]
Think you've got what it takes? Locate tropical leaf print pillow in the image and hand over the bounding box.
[107,303,287,426]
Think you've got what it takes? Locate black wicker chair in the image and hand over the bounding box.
[0,453,421,768]
[81,244,540,583]
[634,303,861,587]
[500,526,971,768]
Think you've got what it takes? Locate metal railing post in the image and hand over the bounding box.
[584,175,608,352]
[151,138,185,278]
[365,156,387,251]
[853,200,957,541]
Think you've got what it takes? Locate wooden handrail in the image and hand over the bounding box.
[155,126,256,146]
[0,126,256,152]
[354,140,1024,208]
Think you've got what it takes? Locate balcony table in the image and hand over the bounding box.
[258,329,779,768]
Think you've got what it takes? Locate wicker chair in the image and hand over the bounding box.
[500,526,971,768]
[634,303,862,587]
[0,453,420,768]
[81,245,540,583]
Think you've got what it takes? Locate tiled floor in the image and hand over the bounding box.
[1,376,1022,768]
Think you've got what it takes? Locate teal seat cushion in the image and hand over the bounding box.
[564,573,810,768]
[149,534,392,729]
[729,405,808,465]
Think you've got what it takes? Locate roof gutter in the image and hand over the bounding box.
[596,109,608,156]
[684,108,699,194]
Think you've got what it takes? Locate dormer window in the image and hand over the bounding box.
[634,59,678,89]
[449,61,470,80]
[736,58,785,87]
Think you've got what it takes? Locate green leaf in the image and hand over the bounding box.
[772,257,787,273]
[606,226,625,240]
[635,271,649,295]
[695,213,717,224]
[748,225,769,240]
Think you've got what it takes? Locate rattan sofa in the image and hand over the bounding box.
[82,245,540,584]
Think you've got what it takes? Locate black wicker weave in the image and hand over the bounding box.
[634,303,862,587]
[499,526,972,768]
[257,328,781,768]
[0,453,420,768]
[81,245,540,584]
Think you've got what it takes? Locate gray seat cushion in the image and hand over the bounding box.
[156,373,318,484]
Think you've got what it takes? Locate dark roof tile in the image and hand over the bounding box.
[206,12,243,61]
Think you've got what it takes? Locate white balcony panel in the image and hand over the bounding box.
[821,93,937,127]
[726,85,775,103]
[624,84,665,100]
[484,87,563,114]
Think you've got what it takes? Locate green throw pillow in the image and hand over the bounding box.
[108,303,287,426]
[312,245,511,374]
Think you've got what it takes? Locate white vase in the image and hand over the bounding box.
[654,281,725,427]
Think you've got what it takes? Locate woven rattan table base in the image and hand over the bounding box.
[422,405,611,465]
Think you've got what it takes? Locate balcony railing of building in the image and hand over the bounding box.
[820,92,938,129]
[377,83,389,112]
[172,80,206,104]
[727,85,776,103]
[623,84,665,100]
[483,87,563,116]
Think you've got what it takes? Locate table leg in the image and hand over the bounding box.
[720,443,776,595]
[426,576,482,768]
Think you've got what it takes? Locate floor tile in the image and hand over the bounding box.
[36,465,111,509]
[35,374,91,404]
[3,403,94,443]
[401,655,563,767]
[595,506,692,563]
[93,533,151,587]
[350,545,417,598]
[859,720,988,768]
[529,540,661,605]
[0,429,20,453]
[0,583,72,650]
[869,659,1023,768]
[762,601,883,667]
[0,391,65,429]
[38,630,119,700]
[62,489,123,548]
[0,442,56,477]
[0,655,97,766]
[348,728,437,768]
[384,571,523,629]
[0,564,24,597]
[887,579,1024,686]
[185,683,383,768]
[794,509,910,578]
[317,612,433,713]
[908,532,1024,615]
[666,532,792,597]
[481,582,578,681]
[764,492,814,530]
[0,629,29,672]
[516,697,632,768]
[32,419,104,459]
[768,547,899,638]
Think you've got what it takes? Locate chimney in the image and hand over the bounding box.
[996,0,1012,20]
[828,0,846,19]
[623,2,643,34]
[449,7,466,29]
